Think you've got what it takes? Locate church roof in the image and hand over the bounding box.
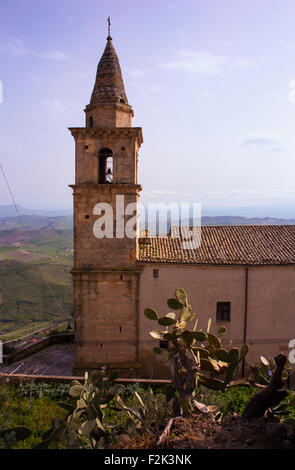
[90,36,128,106]
[138,225,295,265]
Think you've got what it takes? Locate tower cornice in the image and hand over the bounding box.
[68,127,143,145]
[69,183,142,192]
[84,101,134,116]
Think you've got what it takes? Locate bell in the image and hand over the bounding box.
[107,168,112,175]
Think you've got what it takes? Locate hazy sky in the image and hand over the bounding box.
[1,0,295,214]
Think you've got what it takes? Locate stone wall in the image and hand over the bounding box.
[85,102,133,128]
[73,270,140,374]
[72,184,140,269]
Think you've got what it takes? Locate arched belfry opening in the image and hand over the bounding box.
[99,148,113,184]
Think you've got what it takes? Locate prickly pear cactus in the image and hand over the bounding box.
[0,426,31,448]
[249,355,289,387]
[144,288,249,413]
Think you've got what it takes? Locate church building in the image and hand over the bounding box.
[69,31,295,380]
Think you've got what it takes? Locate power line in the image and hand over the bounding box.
[0,162,73,322]
[0,164,21,218]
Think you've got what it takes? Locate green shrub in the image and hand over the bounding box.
[144,287,249,416]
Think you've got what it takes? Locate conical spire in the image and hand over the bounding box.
[90,35,128,106]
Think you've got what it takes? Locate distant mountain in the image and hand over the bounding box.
[155,215,295,234]
[1,212,294,235]
[2,203,295,221]
[0,205,72,218]
[202,204,295,219]
[201,216,295,226]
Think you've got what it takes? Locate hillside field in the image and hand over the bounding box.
[0,216,73,339]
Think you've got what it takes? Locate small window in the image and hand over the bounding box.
[89,116,93,128]
[153,269,159,279]
[85,215,90,220]
[216,302,231,321]
[160,340,169,350]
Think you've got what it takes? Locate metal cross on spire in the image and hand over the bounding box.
[107,16,111,38]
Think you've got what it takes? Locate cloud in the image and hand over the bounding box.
[160,51,228,76]
[128,68,150,78]
[160,50,254,76]
[193,89,212,99]
[39,50,69,61]
[0,38,29,56]
[205,189,295,200]
[68,71,89,80]
[176,29,185,38]
[231,190,273,197]
[234,58,254,69]
[152,190,177,195]
[231,189,295,199]
[41,99,80,114]
[148,85,162,93]
[150,190,193,197]
[42,98,66,114]
[241,132,286,151]
[242,134,275,147]
[0,37,69,61]
[0,133,10,143]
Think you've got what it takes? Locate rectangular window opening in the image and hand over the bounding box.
[216,302,231,322]
[153,269,159,279]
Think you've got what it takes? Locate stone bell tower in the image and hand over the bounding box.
[70,26,143,374]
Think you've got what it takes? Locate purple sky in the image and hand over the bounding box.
[1,0,295,214]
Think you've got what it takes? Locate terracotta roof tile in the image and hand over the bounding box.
[138,225,295,265]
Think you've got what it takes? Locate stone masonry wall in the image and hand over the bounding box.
[73,270,140,371]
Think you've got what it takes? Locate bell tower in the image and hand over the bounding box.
[70,24,143,374]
